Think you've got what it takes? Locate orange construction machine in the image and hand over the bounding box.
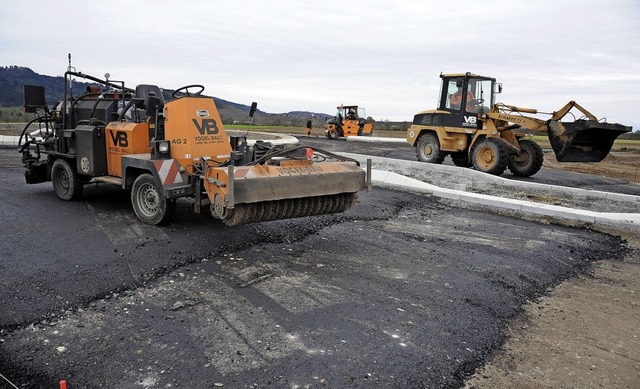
[324,105,373,139]
[19,67,367,226]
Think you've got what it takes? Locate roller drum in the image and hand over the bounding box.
[222,192,357,226]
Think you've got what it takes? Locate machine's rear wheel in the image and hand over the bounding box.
[416,132,446,164]
[325,125,340,139]
[508,139,544,177]
[51,158,83,200]
[451,152,472,167]
[471,138,509,175]
[131,173,173,225]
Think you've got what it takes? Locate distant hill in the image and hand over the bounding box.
[0,66,328,126]
[0,66,75,108]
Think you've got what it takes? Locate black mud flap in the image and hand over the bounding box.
[24,160,50,184]
[548,120,632,162]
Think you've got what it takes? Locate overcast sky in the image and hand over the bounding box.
[1,0,638,129]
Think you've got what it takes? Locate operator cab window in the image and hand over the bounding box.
[468,79,493,114]
[442,79,462,111]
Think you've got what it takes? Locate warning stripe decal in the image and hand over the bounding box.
[234,167,250,179]
[154,160,184,185]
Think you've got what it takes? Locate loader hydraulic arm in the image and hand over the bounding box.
[487,101,630,163]
[550,100,598,121]
[487,101,601,134]
[487,103,548,133]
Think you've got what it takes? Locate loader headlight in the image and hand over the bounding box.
[151,140,171,160]
[159,142,169,153]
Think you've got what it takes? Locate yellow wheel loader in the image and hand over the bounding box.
[325,105,373,139]
[406,73,632,176]
[19,67,367,226]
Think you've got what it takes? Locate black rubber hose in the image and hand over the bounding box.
[18,116,56,152]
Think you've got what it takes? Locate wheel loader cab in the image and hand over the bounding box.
[438,74,496,129]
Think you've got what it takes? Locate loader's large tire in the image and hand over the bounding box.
[508,139,544,177]
[325,126,340,139]
[52,158,84,201]
[471,138,509,175]
[131,173,173,225]
[416,132,446,164]
[450,152,472,167]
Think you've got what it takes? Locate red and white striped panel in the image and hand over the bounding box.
[153,160,184,185]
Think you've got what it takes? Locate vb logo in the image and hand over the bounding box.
[463,116,477,125]
[110,131,129,147]
[193,119,219,135]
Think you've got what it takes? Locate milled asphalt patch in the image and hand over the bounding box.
[3,134,638,231]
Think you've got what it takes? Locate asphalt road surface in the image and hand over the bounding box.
[0,146,630,388]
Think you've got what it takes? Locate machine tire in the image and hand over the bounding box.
[51,158,83,201]
[508,139,544,177]
[131,173,173,225]
[451,152,472,167]
[210,194,229,220]
[416,132,446,164]
[325,124,340,139]
[471,138,509,175]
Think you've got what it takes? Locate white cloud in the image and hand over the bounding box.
[1,0,638,129]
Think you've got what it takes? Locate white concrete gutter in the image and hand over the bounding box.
[370,168,640,231]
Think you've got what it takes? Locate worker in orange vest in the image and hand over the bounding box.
[450,86,475,111]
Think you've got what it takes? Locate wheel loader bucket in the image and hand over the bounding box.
[547,120,632,162]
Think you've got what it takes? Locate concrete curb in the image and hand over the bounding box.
[341,151,640,231]
[369,169,640,230]
[346,136,408,144]
[226,130,298,146]
[340,152,640,204]
[0,135,19,149]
